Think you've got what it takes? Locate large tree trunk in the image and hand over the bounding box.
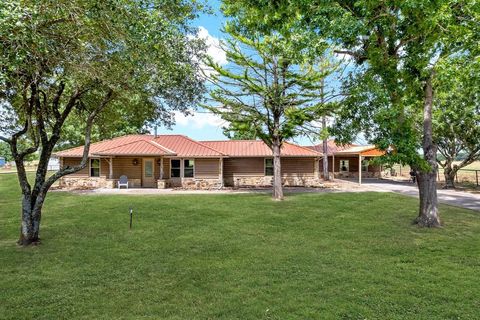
[415,76,441,227]
[322,139,329,181]
[272,138,284,200]
[18,194,43,246]
[443,165,456,189]
[322,117,329,181]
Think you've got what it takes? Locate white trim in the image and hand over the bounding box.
[89,158,101,177]
[160,157,164,179]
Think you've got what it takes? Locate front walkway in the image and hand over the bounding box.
[346,178,480,212]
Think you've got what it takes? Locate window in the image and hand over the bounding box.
[184,159,194,178]
[340,160,349,172]
[90,158,100,177]
[265,158,274,176]
[362,159,369,172]
[144,160,153,177]
[171,159,181,178]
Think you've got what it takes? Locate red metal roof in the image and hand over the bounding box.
[306,140,384,157]
[54,135,156,157]
[55,134,321,158]
[54,134,224,158]
[94,140,174,156]
[306,140,356,155]
[200,140,321,157]
[152,135,225,157]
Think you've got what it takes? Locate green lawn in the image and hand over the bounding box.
[1,173,479,319]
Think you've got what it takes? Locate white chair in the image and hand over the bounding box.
[117,175,129,189]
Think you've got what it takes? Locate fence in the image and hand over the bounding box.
[386,164,480,186]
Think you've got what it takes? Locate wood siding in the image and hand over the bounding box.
[162,158,171,179]
[281,158,315,177]
[61,157,144,179]
[224,158,265,177]
[195,159,220,179]
[62,157,109,177]
[110,157,142,179]
[224,157,316,178]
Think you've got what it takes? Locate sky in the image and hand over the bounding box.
[154,0,231,142]
[154,0,347,146]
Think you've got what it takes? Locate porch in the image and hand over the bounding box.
[59,156,224,189]
[320,152,384,184]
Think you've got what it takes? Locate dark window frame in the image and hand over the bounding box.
[265,158,274,176]
[90,158,100,177]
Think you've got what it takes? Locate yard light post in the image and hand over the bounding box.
[129,207,133,230]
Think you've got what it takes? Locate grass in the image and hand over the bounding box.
[1,173,479,319]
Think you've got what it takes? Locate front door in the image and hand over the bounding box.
[142,158,155,188]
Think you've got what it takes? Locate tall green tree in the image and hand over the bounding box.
[0,0,206,245]
[204,28,330,200]
[0,141,12,162]
[221,0,478,224]
[301,0,478,226]
[435,56,480,188]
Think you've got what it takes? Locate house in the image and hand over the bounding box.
[54,134,323,189]
[307,140,385,183]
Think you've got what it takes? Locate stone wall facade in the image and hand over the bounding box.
[224,175,322,188]
[334,171,381,179]
[59,177,142,189]
[60,177,109,189]
[167,178,222,190]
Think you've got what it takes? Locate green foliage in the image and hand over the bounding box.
[0,0,207,147]
[204,26,333,147]
[291,0,478,171]
[434,55,480,169]
[1,173,480,318]
[0,142,12,162]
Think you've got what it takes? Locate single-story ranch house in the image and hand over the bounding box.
[55,135,383,189]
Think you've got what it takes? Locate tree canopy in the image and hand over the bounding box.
[204,24,333,199]
[0,0,207,245]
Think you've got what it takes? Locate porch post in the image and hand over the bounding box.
[109,157,113,179]
[180,158,184,180]
[332,153,335,181]
[160,157,164,179]
[358,154,362,185]
[314,157,320,179]
[219,157,223,187]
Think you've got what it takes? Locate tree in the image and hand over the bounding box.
[0,141,12,162]
[0,0,206,245]
[222,121,258,140]
[435,56,480,188]
[204,28,330,200]
[297,0,478,227]
[222,0,478,224]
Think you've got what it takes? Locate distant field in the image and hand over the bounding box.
[456,161,480,170]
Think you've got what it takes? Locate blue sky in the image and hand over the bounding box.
[155,0,230,141]
[155,0,327,146]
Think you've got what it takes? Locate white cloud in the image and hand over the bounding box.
[173,110,226,129]
[194,26,227,78]
[197,26,227,66]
